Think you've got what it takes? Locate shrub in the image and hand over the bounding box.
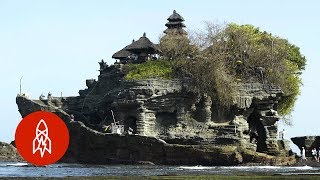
[124,60,174,80]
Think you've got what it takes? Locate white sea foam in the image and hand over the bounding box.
[220,166,281,169]
[178,166,214,170]
[6,163,29,167]
[179,165,314,171]
[287,166,313,170]
[249,166,282,169]
[179,166,283,170]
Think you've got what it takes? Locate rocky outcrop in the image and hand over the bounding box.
[16,85,295,165]
[65,120,243,165]
[277,140,292,156]
[14,59,295,165]
[62,65,284,154]
[0,141,23,162]
[234,83,283,155]
[291,136,320,156]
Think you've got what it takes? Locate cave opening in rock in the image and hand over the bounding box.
[155,112,177,127]
[124,116,137,134]
[155,112,177,137]
[247,111,267,153]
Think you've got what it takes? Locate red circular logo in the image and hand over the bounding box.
[15,111,69,166]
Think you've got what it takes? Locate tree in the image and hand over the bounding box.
[173,23,237,108]
[159,33,198,60]
[171,22,306,120]
[223,24,305,118]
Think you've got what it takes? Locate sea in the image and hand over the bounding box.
[0,162,320,177]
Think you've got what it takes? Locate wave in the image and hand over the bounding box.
[178,166,215,170]
[287,166,313,170]
[179,166,282,170]
[178,165,314,171]
[6,163,30,167]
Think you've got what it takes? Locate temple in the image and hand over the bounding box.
[164,10,187,35]
[112,33,159,64]
[112,10,187,65]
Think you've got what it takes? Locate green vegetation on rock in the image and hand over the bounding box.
[223,24,305,118]
[124,60,174,80]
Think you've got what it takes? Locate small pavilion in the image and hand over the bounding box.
[112,40,134,64]
[112,33,159,64]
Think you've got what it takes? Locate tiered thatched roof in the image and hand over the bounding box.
[164,10,187,35]
[167,10,185,22]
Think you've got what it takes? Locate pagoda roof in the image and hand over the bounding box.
[167,10,184,22]
[165,21,186,27]
[126,33,159,53]
[112,48,131,59]
[112,41,133,59]
[164,28,187,35]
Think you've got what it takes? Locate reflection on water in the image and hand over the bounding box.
[0,162,320,177]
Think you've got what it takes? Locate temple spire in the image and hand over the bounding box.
[164,10,187,35]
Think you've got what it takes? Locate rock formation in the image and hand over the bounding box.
[291,136,320,157]
[0,141,23,162]
[15,62,295,165]
[14,10,295,165]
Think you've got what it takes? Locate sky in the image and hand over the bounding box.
[0,0,319,153]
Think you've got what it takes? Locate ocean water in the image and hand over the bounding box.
[0,162,320,177]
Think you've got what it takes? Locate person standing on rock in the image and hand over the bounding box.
[281,129,285,140]
[317,147,320,162]
[301,147,307,162]
[312,148,317,161]
[279,129,285,140]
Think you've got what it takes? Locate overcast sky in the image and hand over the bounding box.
[0,0,319,152]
